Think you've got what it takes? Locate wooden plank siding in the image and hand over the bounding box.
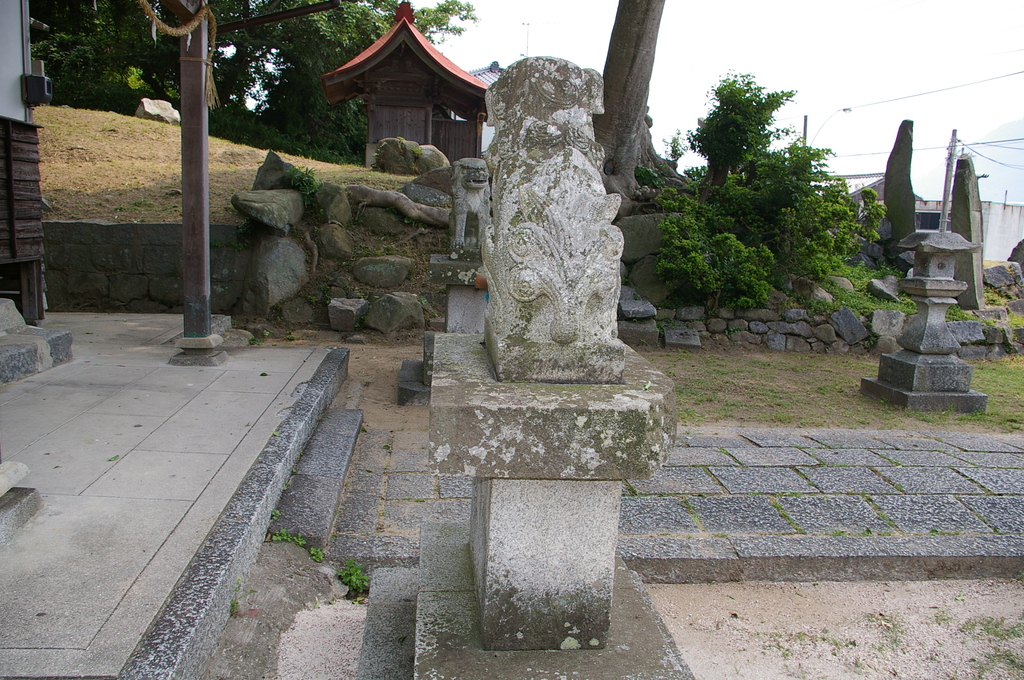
[0,116,46,320]
[431,118,480,162]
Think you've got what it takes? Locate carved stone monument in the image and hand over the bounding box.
[861,229,988,412]
[483,58,624,384]
[420,57,689,678]
[884,120,917,242]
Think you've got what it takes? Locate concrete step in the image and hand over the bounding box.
[0,299,72,386]
[269,408,364,550]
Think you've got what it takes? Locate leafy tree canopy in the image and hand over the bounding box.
[30,0,476,164]
[656,74,885,310]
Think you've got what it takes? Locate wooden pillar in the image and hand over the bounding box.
[180,19,211,338]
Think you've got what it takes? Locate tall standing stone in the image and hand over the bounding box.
[950,155,985,310]
[885,120,917,242]
[483,58,624,384]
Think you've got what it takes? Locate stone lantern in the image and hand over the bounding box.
[861,230,987,412]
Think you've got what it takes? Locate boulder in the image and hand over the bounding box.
[1006,299,1024,316]
[281,298,314,324]
[231,190,305,236]
[360,206,411,236]
[894,250,916,274]
[782,308,808,322]
[252,151,293,191]
[790,276,834,303]
[875,335,901,354]
[627,255,669,306]
[737,308,781,322]
[974,307,1009,323]
[328,298,369,332]
[707,318,727,333]
[411,166,454,195]
[373,138,450,176]
[749,320,770,334]
[618,298,657,320]
[870,309,906,337]
[731,331,760,345]
[984,265,1016,288]
[828,276,855,292]
[786,336,811,352]
[813,324,837,343]
[675,305,705,321]
[364,292,424,334]
[615,214,665,265]
[765,332,786,351]
[316,182,351,224]
[135,98,180,125]
[351,256,414,288]
[946,320,985,345]
[617,319,659,347]
[240,234,308,315]
[867,276,900,302]
[830,306,869,345]
[316,223,355,261]
[402,183,452,208]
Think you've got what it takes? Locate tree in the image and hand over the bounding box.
[30,0,475,164]
[655,75,883,309]
[592,0,670,210]
[687,74,793,202]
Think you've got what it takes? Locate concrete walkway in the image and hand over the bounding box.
[0,313,329,679]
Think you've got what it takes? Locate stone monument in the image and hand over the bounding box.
[884,120,917,242]
[420,57,689,678]
[861,229,988,412]
[950,155,985,311]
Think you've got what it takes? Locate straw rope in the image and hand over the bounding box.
[136,0,220,109]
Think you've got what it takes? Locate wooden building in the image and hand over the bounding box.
[1,0,45,323]
[321,2,488,166]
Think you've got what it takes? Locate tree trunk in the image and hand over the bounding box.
[593,0,666,208]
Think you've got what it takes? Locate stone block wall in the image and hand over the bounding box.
[43,221,251,313]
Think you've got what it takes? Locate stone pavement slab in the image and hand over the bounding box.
[328,425,1024,584]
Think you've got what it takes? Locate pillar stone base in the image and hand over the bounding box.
[413,523,694,679]
[471,478,619,650]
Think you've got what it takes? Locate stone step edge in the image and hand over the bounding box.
[268,408,364,550]
[0,326,73,386]
[118,347,350,680]
[329,532,1024,583]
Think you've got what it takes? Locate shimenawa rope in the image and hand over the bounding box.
[135,0,220,109]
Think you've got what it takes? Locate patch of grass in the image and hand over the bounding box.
[337,559,369,597]
[646,348,1024,433]
[270,528,307,547]
[868,612,906,651]
[962,616,1024,641]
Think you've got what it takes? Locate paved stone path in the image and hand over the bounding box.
[328,427,1024,582]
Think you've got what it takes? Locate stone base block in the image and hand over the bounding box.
[860,377,988,413]
[414,523,694,679]
[429,255,484,286]
[664,328,701,351]
[429,334,676,480]
[0,487,43,545]
[398,359,430,406]
[877,349,974,393]
[168,349,229,366]
[472,479,619,650]
[618,318,661,347]
[446,286,487,334]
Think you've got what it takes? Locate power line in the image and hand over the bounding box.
[960,144,1024,171]
[845,70,1024,110]
[832,137,1024,159]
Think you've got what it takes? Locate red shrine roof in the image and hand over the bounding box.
[321,2,487,105]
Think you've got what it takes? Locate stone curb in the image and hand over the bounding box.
[118,348,350,680]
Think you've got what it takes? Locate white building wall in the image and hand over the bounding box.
[0,0,31,123]
[982,203,1024,261]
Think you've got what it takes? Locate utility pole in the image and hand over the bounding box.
[802,115,808,144]
[938,128,957,232]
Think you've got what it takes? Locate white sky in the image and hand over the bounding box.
[420,0,1024,203]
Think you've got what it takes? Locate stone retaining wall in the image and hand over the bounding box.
[43,221,251,313]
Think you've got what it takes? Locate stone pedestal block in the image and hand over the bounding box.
[429,334,676,481]
[446,286,487,334]
[471,478,620,650]
[412,524,694,679]
[876,350,974,393]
